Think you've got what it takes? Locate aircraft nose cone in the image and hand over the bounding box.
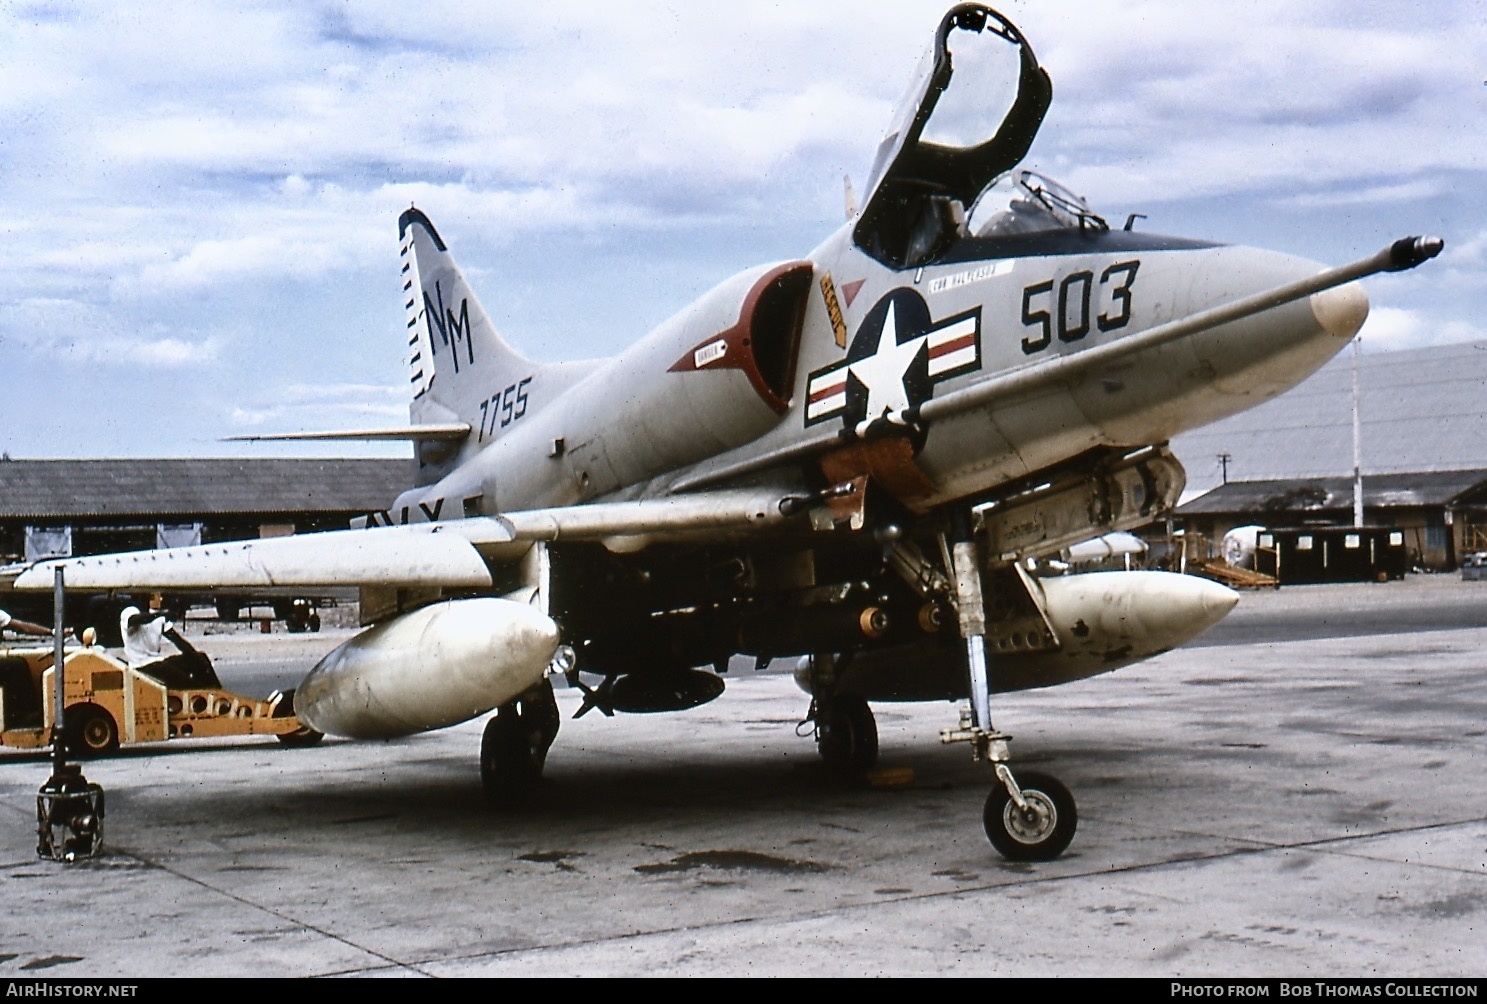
[1310,280,1369,340]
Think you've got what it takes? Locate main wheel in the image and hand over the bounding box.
[481,685,558,807]
[982,770,1076,861]
[271,688,325,747]
[817,694,878,777]
[276,726,325,747]
[65,705,119,758]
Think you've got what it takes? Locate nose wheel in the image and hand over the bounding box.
[982,768,1076,862]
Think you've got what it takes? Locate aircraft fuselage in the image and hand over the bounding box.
[388,221,1363,527]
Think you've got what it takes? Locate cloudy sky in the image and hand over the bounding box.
[2,0,1482,460]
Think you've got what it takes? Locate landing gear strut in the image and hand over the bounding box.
[942,508,1076,861]
[480,678,561,806]
[817,693,878,777]
[805,653,879,779]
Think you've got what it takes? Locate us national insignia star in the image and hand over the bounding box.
[804,288,982,437]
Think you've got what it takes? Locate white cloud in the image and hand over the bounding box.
[133,335,223,366]
[128,232,355,293]
[1360,307,1484,353]
[227,381,408,431]
[2,0,1482,457]
[279,382,403,404]
[4,294,224,370]
[228,397,406,430]
[1446,229,1487,270]
[51,332,222,368]
[1275,180,1447,210]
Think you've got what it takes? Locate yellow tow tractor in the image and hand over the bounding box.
[0,636,322,756]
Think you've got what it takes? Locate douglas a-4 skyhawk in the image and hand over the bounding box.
[9,4,1441,859]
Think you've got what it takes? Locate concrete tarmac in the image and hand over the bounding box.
[1,576,1484,978]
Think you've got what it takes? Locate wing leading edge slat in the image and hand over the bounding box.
[6,488,807,593]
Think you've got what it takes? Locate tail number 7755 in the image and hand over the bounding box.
[477,376,533,441]
[1020,260,1140,354]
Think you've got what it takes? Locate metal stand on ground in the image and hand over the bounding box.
[36,567,104,862]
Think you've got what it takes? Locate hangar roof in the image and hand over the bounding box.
[1177,469,1487,517]
[1170,340,1487,499]
[0,458,412,521]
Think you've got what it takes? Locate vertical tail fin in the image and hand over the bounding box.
[399,207,538,482]
[401,207,536,417]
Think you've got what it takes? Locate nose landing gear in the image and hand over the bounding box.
[944,508,1076,861]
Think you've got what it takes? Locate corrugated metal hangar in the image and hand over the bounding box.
[1171,340,1487,497]
[1167,340,1487,574]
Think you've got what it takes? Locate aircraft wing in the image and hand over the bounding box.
[3,487,806,593]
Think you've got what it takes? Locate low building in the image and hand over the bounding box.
[1170,470,1487,572]
[0,457,413,634]
[0,457,412,563]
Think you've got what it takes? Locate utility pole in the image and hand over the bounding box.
[1352,334,1364,527]
[1217,452,1231,485]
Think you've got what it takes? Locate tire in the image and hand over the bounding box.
[65,704,119,758]
[270,688,325,747]
[982,771,1077,862]
[817,694,878,777]
[277,726,324,747]
[480,706,544,806]
[480,682,560,807]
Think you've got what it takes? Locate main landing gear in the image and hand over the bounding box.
[803,653,880,779]
[480,678,561,806]
[816,692,879,777]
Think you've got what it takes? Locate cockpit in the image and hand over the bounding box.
[969,170,1107,238]
[853,4,1105,269]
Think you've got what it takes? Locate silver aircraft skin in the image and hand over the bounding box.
[9,5,1441,859]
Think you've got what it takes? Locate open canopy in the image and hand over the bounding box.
[853,4,1053,269]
